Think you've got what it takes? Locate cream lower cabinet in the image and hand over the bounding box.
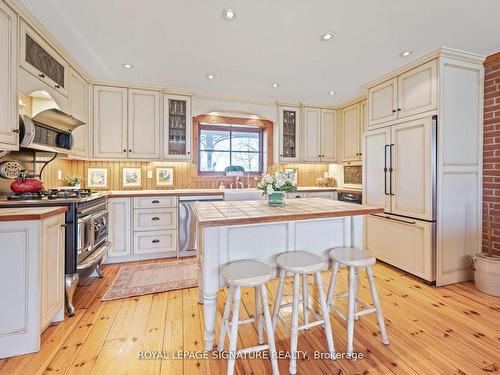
[365,214,435,282]
[107,196,178,263]
[0,1,18,151]
[0,213,65,358]
[303,107,338,162]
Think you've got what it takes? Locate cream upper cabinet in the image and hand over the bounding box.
[303,107,322,162]
[397,60,438,118]
[164,94,192,160]
[320,109,338,162]
[68,68,89,157]
[368,78,397,127]
[390,117,434,221]
[108,198,132,258]
[128,89,160,159]
[279,106,300,162]
[93,85,128,159]
[0,1,18,151]
[341,103,362,162]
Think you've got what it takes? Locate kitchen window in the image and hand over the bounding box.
[198,124,263,174]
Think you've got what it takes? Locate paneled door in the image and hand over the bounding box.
[397,60,438,119]
[368,77,397,128]
[363,127,391,212]
[320,109,338,162]
[164,94,192,160]
[68,68,88,157]
[303,107,321,162]
[341,103,361,161]
[93,86,128,159]
[390,117,434,221]
[128,89,161,159]
[0,2,18,150]
[108,198,132,258]
[279,106,300,162]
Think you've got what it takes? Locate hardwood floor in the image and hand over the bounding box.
[1,259,499,375]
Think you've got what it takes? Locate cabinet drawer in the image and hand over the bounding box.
[133,230,177,255]
[133,196,177,208]
[133,208,177,231]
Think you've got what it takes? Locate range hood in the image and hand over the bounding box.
[19,108,86,154]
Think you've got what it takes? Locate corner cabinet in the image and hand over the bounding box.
[68,68,89,158]
[278,106,300,162]
[341,100,366,162]
[93,85,161,159]
[303,107,338,163]
[0,1,18,151]
[164,94,192,160]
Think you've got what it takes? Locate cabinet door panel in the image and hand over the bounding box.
[368,78,397,127]
[133,208,177,231]
[69,69,88,157]
[133,230,177,255]
[303,107,321,162]
[321,109,338,162]
[108,198,132,258]
[390,117,434,220]
[164,94,192,160]
[279,106,300,162]
[397,60,438,119]
[0,2,18,150]
[341,103,361,161]
[363,128,391,211]
[128,89,160,159]
[93,86,128,159]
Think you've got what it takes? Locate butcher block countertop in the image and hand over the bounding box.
[0,206,68,221]
[192,198,382,227]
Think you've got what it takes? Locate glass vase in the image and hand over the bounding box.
[268,191,286,207]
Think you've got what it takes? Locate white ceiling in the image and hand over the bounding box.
[19,0,500,105]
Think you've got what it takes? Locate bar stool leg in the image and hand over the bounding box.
[314,272,335,356]
[326,262,339,307]
[255,286,264,344]
[289,273,300,375]
[218,286,234,351]
[366,266,389,345]
[272,269,286,331]
[227,286,241,375]
[354,268,360,320]
[302,274,309,327]
[260,284,279,375]
[347,266,356,355]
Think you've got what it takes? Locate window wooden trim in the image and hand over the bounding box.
[193,115,273,178]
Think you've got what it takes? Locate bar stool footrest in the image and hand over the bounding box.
[237,344,270,355]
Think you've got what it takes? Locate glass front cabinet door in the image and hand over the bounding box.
[164,94,192,160]
[279,106,301,162]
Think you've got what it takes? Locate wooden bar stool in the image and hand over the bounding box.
[272,251,335,375]
[326,247,389,355]
[218,260,279,375]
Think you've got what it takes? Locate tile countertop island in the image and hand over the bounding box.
[192,198,383,350]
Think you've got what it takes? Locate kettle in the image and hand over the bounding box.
[10,170,44,193]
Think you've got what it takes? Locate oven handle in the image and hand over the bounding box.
[79,202,108,216]
[77,241,111,271]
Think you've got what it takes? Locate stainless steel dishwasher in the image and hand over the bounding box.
[178,195,223,257]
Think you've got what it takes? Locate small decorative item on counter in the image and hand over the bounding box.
[315,176,335,187]
[257,171,297,207]
[64,175,85,188]
[224,165,245,176]
[10,170,44,193]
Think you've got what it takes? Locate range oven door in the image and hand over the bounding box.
[91,209,109,250]
[76,215,92,264]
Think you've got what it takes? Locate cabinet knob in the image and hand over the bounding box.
[61,224,67,228]
[55,84,61,89]
[152,239,160,244]
[12,129,20,134]
[187,152,190,155]
[128,149,132,152]
[152,200,160,204]
[39,73,45,78]
[152,217,160,221]
[123,149,127,152]
[397,108,401,112]
[392,109,397,113]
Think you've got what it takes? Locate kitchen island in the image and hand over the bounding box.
[192,198,384,350]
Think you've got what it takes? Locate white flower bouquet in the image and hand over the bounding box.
[257,171,297,196]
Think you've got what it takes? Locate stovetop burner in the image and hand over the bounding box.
[7,188,94,201]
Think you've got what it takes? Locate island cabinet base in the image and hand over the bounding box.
[198,216,363,350]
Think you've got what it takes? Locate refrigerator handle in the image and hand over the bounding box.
[384,145,389,195]
[389,143,395,196]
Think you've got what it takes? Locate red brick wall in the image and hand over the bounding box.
[483,52,500,255]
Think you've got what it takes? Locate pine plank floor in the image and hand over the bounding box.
[1,258,499,375]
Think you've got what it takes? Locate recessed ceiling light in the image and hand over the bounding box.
[399,50,413,57]
[320,32,335,41]
[271,83,279,88]
[328,90,335,95]
[223,8,236,20]
[122,63,133,69]
[206,74,215,80]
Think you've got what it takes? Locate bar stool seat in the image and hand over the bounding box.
[276,251,325,274]
[222,259,272,287]
[218,260,279,375]
[329,247,376,267]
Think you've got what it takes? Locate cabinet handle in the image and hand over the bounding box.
[61,224,67,228]
[151,217,160,221]
[55,84,61,89]
[392,109,397,113]
[39,73,45,78]
[12,129,20,134]
[152,239,160,243]
[397,108,401,112]
[152,200,160,204]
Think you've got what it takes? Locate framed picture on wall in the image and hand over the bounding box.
[122,167,142,187]
[87,167,108,189]
[284,168,298,184]
[155,167,174,187]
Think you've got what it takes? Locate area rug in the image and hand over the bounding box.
[102,259,198,301]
